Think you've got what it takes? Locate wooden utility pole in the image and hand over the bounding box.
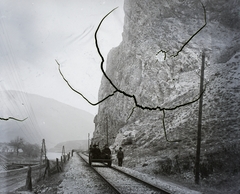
[39,147,43,178]
[195,51,205,184]
[39,139,46,179]
[88,133,90,150]
[43,139,47,162]
[106,117,108,146]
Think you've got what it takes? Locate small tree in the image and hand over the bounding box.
[22,143,41,158]
[9,136,24,155]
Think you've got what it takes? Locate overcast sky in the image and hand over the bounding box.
[0,0,124,115]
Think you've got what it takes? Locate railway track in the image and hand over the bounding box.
[78,152,170,194]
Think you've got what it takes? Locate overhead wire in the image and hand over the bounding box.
[0,11,43,144]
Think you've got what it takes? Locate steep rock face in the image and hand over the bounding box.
[93,0,240,176]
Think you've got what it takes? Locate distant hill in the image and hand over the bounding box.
[48,140,88,153]
[0,91,94,148]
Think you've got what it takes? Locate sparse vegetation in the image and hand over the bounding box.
[9,136,24,156]
[22,143,41,158]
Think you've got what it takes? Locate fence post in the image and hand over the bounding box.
[56,158,59,172]
[43,159,50,179]
[56,158,62,172]
[62,146,66,163]
[25,166,32,191]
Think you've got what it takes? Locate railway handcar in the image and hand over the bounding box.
[89,144,112,167]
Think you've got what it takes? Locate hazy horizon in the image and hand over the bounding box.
[0,90,95,148]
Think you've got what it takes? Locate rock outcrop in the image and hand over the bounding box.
[93,0,240,178]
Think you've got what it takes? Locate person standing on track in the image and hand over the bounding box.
[117,147,124,166]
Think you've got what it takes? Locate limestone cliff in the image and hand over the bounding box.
[93,0,240,177]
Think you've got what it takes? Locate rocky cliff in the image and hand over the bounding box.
[93,0,240,181]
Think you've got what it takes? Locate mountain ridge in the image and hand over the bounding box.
[48,139,88,153]
[0,90,94,148]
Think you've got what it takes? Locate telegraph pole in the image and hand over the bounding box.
[106,117,108,146]
[39,139,46,179]
[88,133,90,150]
[43,139,47,162]
[39,147,43,178]
[195,51,205,184]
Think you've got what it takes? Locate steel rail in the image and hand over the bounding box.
[77,152,121,194]
[111,165,170,194]
[79,152,170,194]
